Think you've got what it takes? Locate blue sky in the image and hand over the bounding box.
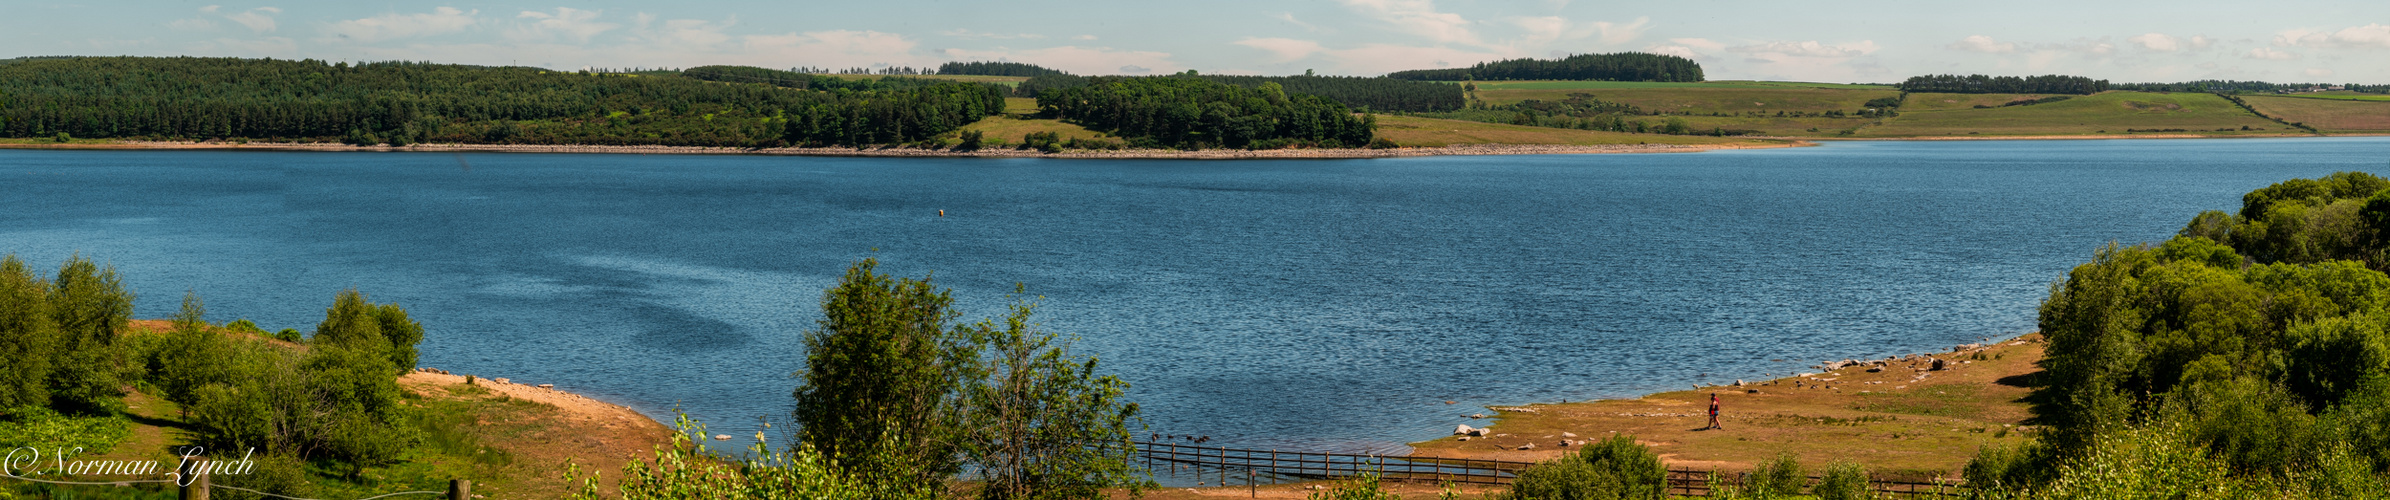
[6,0,2388,83]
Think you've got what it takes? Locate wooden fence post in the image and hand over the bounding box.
[448,479,471,500]
[179,460,208,500]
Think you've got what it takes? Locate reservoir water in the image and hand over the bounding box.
[3,138,2385,453]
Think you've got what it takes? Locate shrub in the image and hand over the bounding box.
[957,129,985,150]
[568,412,908,500]
[1504,434,1668,500]
[1812,462,1868,500]
[1746,452,1804,498]
[1307,473,1399,500]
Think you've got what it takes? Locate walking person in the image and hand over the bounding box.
[1708,393,1722,430]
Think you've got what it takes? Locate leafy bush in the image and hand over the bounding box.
[0,405,131,454]
[1812,462,1869,500]
[568,412,913,500]
[1503,434,1668,500]
[1307,473,1399,500]
[1747,452,1805,498]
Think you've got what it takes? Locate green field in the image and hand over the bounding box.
[956,116,1110,145]
[1856,91,2296,137]
[1479,86,1900,115]
[2242,95,2390,131]
[1462,80,1893,90]
[1003,97,1039,115]
[1900,93,2065,111]
[1372,115,1773,147]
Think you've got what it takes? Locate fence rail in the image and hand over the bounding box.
[1134,440,1965,497]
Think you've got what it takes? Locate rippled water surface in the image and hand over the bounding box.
[4,138,2385,452]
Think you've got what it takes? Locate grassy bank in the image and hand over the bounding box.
[2,320,673,499]
[1371,115,1781,147]
[1408,335,2046,477]
[2241,94,2390,132]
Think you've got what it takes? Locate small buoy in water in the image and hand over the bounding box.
[938,209,945,217]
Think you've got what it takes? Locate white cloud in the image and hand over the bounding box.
[1644,38,1721,61]
[1730,40,1878,58]
[1338,0,1482,47]
[324,7,479,43]
[1587,17,1650,46]
[2189,35,2214,49]
[2306,68,2336,77]
[2246,47,2300,60]
[512,8,617,43]
[634,16,736,52]
[223,7,279,33]
[170,17,218,31]
[1235,37,1326,63]
[2278,24,2390,48]
[722,30,928,69]
[2128,33,2180,51]
[1721,40,1883,82]
[1643,44,1700,60]
[939,45,1182,75]
[1073,34,1097,41]
[1276,12,1322,32]
[942,29,1043,40]
[1948,35,2016,53]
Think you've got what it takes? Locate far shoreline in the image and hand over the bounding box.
[1,139,1805,158]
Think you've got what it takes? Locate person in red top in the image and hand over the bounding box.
[1707,393,1722,430]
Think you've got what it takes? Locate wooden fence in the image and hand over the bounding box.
[1136,440,1530,485]
[1136,440,1965,497]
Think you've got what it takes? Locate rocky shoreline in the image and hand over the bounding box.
[2,140,1803,158]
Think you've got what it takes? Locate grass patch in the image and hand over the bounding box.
[1002,97,1039,115]
[2242,95,2390,132]
[1372,115,1771,147]
[956,116,1110,146]
[1856,91,2289,137]
[1900,93,2063,112]
[1465,80,1892,90]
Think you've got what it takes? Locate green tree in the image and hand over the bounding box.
[0,255,57,408]
[313,288,423,374]
[46,255,133,413]
[960,293,1146,500]
[793,258,975,488]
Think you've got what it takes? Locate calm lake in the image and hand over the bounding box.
[4,138,2385,452]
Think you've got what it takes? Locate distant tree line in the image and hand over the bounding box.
[1014,74,1090,98]
[0,57,1002,147]
[1896,74,2109,94]
[2110,80,2390,94]
[1038,77,1377,149]
[1010,73,1461,112]
[1384,52,1705,82]
[681,65,962,92]
[937,61,1067,77]
[1188,75,1462,112]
